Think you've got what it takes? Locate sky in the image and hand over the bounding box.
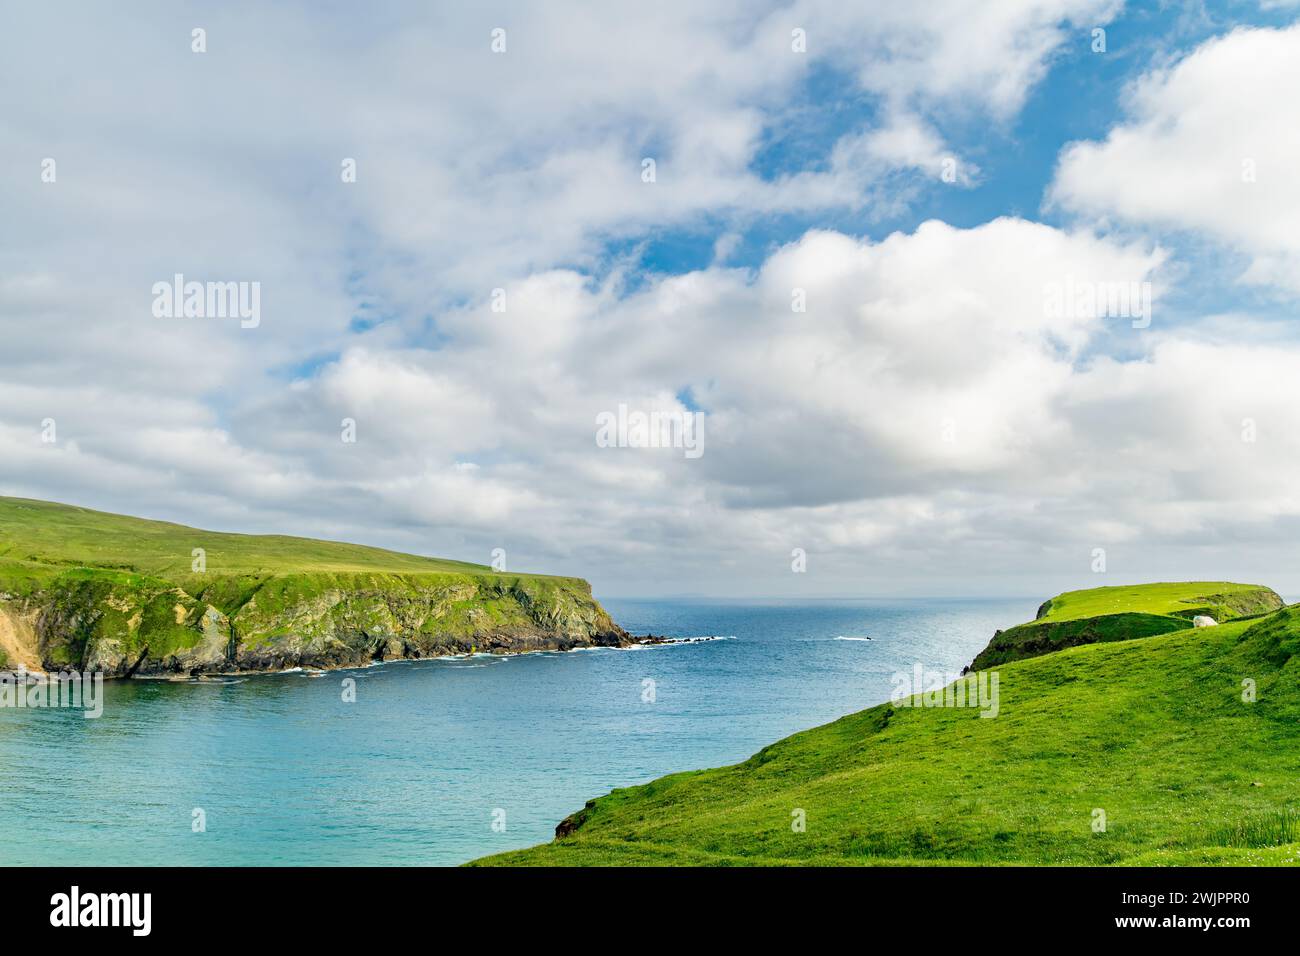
[3,1,1300,599]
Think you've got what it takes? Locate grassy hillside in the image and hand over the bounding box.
[0,497,625,674]
[970,581,1282,670]
[0,496,496,590]
[1036,581,1280,624]
[473,584,1300,866]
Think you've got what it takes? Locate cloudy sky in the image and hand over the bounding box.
[3,1,1300,598]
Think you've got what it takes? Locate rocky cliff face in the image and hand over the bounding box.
[1,570,630,677]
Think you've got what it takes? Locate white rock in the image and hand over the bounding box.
[1192,615,1217,628]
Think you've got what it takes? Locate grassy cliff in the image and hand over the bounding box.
[473,582,1300,866]
[0,497,627,675]
[969,581,1282,670]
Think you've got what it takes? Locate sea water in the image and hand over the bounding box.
[0,597,1033,865]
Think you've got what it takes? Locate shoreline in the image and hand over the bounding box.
[0,633,730,684]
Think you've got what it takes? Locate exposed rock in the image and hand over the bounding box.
[3,572,631,678]
[555,799,597,838]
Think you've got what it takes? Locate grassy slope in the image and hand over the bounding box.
[970,581,1282,670]
[0,497,606,669]
[0,496,587,596]
[474,587,1300,866]
[0,496,500,583]
[1037,581,1277,623]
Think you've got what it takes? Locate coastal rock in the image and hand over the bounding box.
[0,497,631,678]
[555,799,598,838]
[4,573,630,677]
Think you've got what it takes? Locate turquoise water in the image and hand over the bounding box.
[0,598,1034,865]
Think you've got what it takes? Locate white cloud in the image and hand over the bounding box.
[7,210,1300,595]
[20,2,1300,597]
[1050,23,1300,293]
[822,0,1122,118]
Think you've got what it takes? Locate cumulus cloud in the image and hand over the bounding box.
[10,2,1300,597]
[251,217,1300,595]
[7,208,1300,595]
[1050,23,1300,293]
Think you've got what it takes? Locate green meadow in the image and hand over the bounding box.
[0,497,609,673]
[0,496,500,586]
[474,582,1300,866]
[970,581,1282,670]
[1037,581,1279,623]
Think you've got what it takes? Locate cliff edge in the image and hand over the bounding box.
[0,497,628,676]
[968,581,1283,671]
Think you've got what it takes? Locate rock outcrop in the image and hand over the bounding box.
[2,571,630,677]
[0,497,632,677]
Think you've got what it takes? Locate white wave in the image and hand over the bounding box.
[635,635,736,647]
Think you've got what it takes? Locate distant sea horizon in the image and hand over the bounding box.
[1,596,1046,865]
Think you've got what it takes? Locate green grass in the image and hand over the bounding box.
[472,584,1300,867]
[1207,808,1300,849]
[0,497,615,673]
[0,496,507,586]
[970,581,1282,670]
[1037,581,1280,624]
[0,495,586,614]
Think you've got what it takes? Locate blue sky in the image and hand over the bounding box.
[5,1,1300,597]
[635,1,1291,295]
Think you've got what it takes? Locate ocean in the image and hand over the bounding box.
[0,597,1035,865]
